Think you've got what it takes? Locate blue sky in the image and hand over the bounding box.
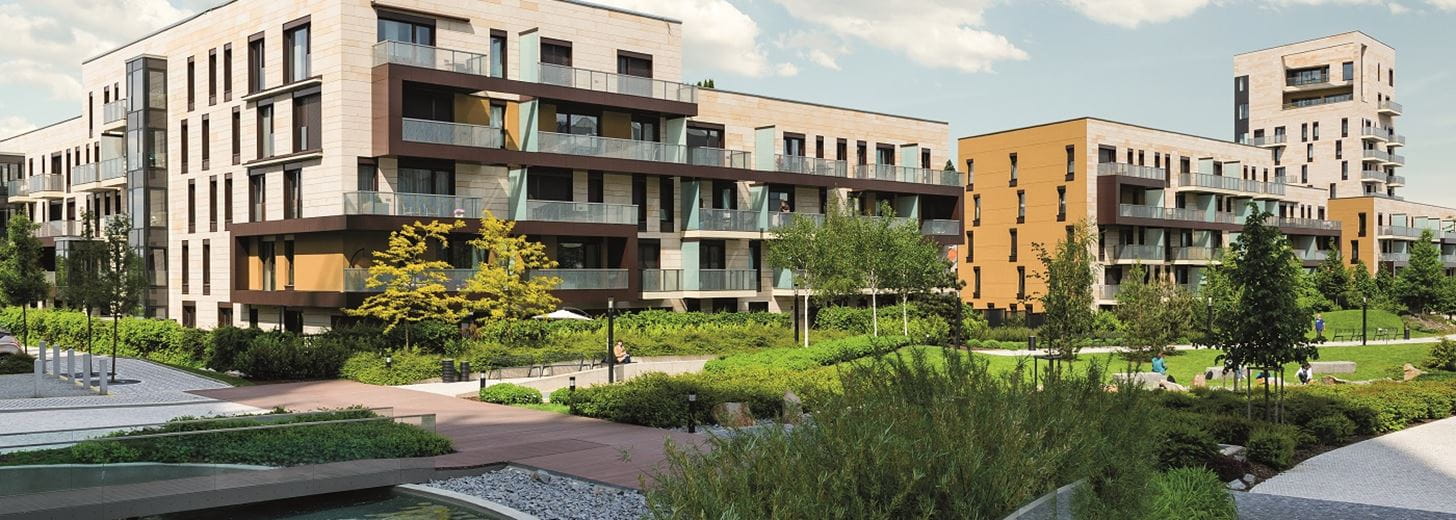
[2,0,1454,202]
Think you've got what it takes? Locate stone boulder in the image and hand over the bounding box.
[781,390,804,424]
[1309,361,1356,374]
[1191,373,1208,388]
[711,402,755,428]
[1321,375,1349,385]
[1111,372,1167,388]
[1403,363,1424,381]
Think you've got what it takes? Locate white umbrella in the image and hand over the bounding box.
[532,309,592,321]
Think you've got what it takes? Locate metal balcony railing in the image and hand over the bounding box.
[852,163,961,186]
[696,269,759,291]
[103,99,127,124]
[693,208,759,232]
[538,62,697,103]
[1097,162,1166,181]
[519,199,637,225]
[775,155,849,177]
[642,269,682,292]
[343,267,475,292]
[1118,204,1210,223]
[920,219,961,236]
[343,191,483,219]
[528,269,629,290]
[402,118,503,149]
[372,40,489,76]
[767,212,825,229]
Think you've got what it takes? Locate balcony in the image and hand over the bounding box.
[1097,162,1165,181]
[1360,125,1391,142]
[687,147,752,169]
[1277,217,1341,232]
[1284,75,1350,91]
[1380,252,1410,264]
[1171,247,1224,262]
[538,131,689,163]
[852,163,961,186]
[1282,94,1352,110]
[1387,175,1406,187]
[1118,204,1231,224]
[775,155,848,178]
[767,211,825,229]
[1246,134,1287,148]
[343,191,483,219]
[1098,285,1122,301]
[372,40,490,76]
[692,208,760,232]
[1444,254,1456,268]
[1378,225,1427,239]
[1360,169,1387,182]
[20,174,65,198]
[35,220,79,238]
[1387,153,1405,166]
[1389,134,1406,147]
[102,99,127,126]
[528,269,629,290]
[518,199,636,225]
[1296,249,1329,262]
[1362,149,1390,163]
[642,269,682,292]
[343,267,474,292]
[537,62,697,103]
[1379,99,1403,115]
[696,269,759,292]
[1105,244,1165,263]
[72,157,127,190]
[402,118,503,149]
[920,219,961,236]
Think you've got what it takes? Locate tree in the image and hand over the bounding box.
[1115,263,1192,361]
[766,199,855,347]
[0,214,51,352]
[97,215,147,380]
[849,202,902,336]
[1346,259,1376,306]
[346,219,472,349]
[883,221,959,337]
[1395,230,1444,314]
[461,211,561,321]
[1032,221,1097,360]
[1310,248,1351,309]
[57,212,108,356]
[695,79,716,88]
[1209,207,1316,422]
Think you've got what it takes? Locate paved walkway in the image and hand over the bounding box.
[1234,493,1456,519]
[193,380,702,489]
[974,334,1456,357]
[400,358,713,398]
[1251,416,1456,514]
[0,357,229,410]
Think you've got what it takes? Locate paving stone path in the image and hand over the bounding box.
[0,357,228,410]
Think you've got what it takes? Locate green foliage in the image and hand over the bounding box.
[0,307,206,367]
[1147,468,1238,520]
[1116,263,1194,360]
[0,352,35,374]
[815,304,950,343]
[1032,221,1097,359]
[1247,427,1297,469]
[1156,415,1220,470]
[462,211,561,321]
[1395,230,1445,313]
[0,213,51,346]
[703,335,912,373]
[346,220,472,347]
[232,332,352,380]
[340,349,440,386]
[1306,413,1356,445]
[1425,338,1456,371]
[479,383,543,405]
[559,369,825,428]
[0,408,451,467]
[645,351,1159,519]
[1311,248,1352,309]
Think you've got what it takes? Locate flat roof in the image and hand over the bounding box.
[559,0,681,24]
[1234,30,1393,57]
[707,88,948,125]
[956,116,1263,151]
[0,115,82,143]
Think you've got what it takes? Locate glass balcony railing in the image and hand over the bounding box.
[1362,149,1390,162]
[1379,99,1403,114]
[852,164,961,186]
[1388,153,1405,165]
[538,131,684,162]
[767,211,825,229]
[1283,94,1352,110]
[1381,252,1410,263]
[343,267,475,292]
[1443,254,1456,267]
[1118,204,1211,223]
[5,179,26,198]
[519,199,636,225]
[1097,162,1166,181]
[1389,134,1406,146]
[1244,134,1287,147]
[1388,175,1406,186]
[1171,247,1224,262]
[1360,125,1392,141]
[775,155,849,177]
[342,191,483,219]
[35,220,79,238]
[1296,249,1330,262]
[1277,217,1341,231]
[693,208,759,232]
[1178,172,1243,191]
[103,99,127,124]
[73,163,98,185]
[1105,244,1165,262]
[538,62,697,103]
[1285,74,1344,87]
[696,269,759,291]
[528,269,629,290]
[920,219,961,236]
[687,147,751,168]
[1098,285,1122,300]
[1379,225,1426,238]
[642,269,682,292]
[402,118,503,149]
[24,174,65,195]
[1361,169,1387,182]
[372,40,489,76]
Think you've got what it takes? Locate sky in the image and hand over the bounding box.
[1,0,1454,202]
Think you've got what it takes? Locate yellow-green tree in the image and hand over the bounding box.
[462,211,560,321]
[346,220,471,348]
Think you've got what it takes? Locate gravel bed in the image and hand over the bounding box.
[426,467,648,520]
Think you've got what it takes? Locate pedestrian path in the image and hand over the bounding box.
[1250,416,1456,514]
[0,357,229,410]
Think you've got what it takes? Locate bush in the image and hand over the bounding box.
[233,332,352,380]
[1306,413,1355,445]
[0,352,35,374]
[1157,416,1219,470]
[206,326,260,372]
[340,349,440,385]
[479,383,543,405]
[1205,414,1258,446]
[1148,467,1237,520]
[1247,427,1297,469]
[561,369,819,428]
[703,335,912,373]
[0,307,208,368]
[1426,338,1456,372]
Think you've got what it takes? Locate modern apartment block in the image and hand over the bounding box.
[0,0,963,332]
[959,31,1454,316]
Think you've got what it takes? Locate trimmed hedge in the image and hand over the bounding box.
[340,349,440,386]
[1247,427,1297,469]
[702,335,912,373]
[0,352,35,374]
[479,383,543,405]
[0,307,207,367]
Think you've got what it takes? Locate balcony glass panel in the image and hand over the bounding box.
[1097,163,1165,181]
[1106,244,1165,262]
[103,99,127,124]
[537,131,687,163]
[920,219,961,236]
[529,269,628,290]
[695,269,758,291]
[402,118,503,149]
[372,40,485,75]
[693,208,759,232]
[687,147,751,168]
[1277,217,1341,231]
[343,267,474,292]
[642,269,682,292]
[774,155,848,177]
[767,212,824,229]
[853,164,961,186]
[342,191,483,219]
[537,63,697,103]
[521,199,636,225]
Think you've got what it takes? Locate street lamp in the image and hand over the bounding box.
[607,297,616,383]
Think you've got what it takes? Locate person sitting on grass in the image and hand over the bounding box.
[1297,363,1314,385]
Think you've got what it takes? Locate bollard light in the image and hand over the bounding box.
[686,392,698,434]
[385,354,393,369]
[569,376,577,392]
[568,376,578,415]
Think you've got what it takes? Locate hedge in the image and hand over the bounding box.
[0,352,34,375]
[340,349,440,386]
[0,307,207,367]
[703,335,912,373]
[479,383,543,405]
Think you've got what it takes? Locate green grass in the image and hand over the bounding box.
[154,360,254,387]
[512,402,570,414]
[1314,309,1418,339]
[903,342,1440,384]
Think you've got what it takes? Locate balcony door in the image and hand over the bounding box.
[378,17,435,45]
[699,240,726,270]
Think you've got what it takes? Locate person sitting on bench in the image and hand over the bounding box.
[613,340,632,364]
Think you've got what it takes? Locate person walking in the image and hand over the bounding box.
[1314,313,1326,339]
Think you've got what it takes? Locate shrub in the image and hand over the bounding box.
[1204,414,1258,446]
[703,335,911,373]
[0,352,35,375]
[1157,416,1219,470]
[1247,427,1297,469]
[1426,338,1456,372]
[1306,413,1355,445]
[1148,467,1237,520]
[340,349,440,386]
[979,325,1036,343]
[206,326,260,372]
[480,383,543,405]
[233,332,352,380]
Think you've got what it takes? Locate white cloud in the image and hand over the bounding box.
[0,60,86,101]
[1426,0,1456,9]
[1060,0,1213,28]
[1388,2,1410,12]
[775,62,800,77]
[806,49,842,70]
[771,0,1028,73]
[0,116,38,141]
[588,0,796,78]
[776,30,850,71]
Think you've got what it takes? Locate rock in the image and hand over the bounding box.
[1191,373,1208,388]
[1321,375,1349,385]
[1112,372,1166,388]
[1227,479,1247,491]
[1158,380,1188,392]
[1309,361,1357,374]
[1218,444,1247,462]
[711,402,755,428]
[1403,363,1424,381]
[1242,473,1257,484]
[782,391,804,424]
[532,469,553,484]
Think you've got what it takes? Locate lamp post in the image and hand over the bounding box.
[1362,295,1369,346]
[606,297,616,383]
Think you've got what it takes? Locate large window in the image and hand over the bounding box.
[541,41,572,66]
[783,135,805,156]
[283,168,301,219]
[687,124,723,148]
[249,173,266,221]
[202,240,211,295]
[527,168,572,201]
[1342,61,1354,82]
[554,112,598,135]
[201,115,210,169]
[186,56,195,110]
[617,52,652,77]
[292,93,321,152]
[223,44,233,100]
[489,30,506,78]
[257,104,274,157]
[378,17,434,44]
[397,159,454,195]
[284,23,311,83]
[208,49,217,105]
[247,37,265,93]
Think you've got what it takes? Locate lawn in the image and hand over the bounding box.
[512,402,570,414]
[906,342,1441,385]
[1314,309,1416,339]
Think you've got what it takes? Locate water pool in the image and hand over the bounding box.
[145,487,516,520]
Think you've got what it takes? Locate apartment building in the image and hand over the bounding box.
[1330,196,1456,273]
[0,0,962,332]
[1234,32,1404,199]
[957,118,1341,314]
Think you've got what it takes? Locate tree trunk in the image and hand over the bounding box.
[901,294,909,336]
[20,304,27,355]
[405,323,412,350]
[803,292,811,348]
[870,289,879,337]
[111,313,119,381]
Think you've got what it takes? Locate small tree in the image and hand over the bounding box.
[57,212,108,354]
[850,202,901,336]
[1115,263,1192,361]
[98,216,146,380]
[766,198,858,347]
[461,211,561,321]
[1346,259,1376,308]
[1032,221,1097,360]
[1395,230,1443,314]
[346,220,472,348]
[1310,248,1350,309]
[0,214,51,351]
[883,223,957,337]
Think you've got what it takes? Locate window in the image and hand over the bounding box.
[489,30,506,78]
[1016,190,1026,223]
[284,239,295,289]
[1341,161,1348,181]
[208,49,217,105]
[1303,165,1309,184]
[966,231,974,262]
[875,144,894,165]
[187,180,196,233]
[965,159,974,187]
[257,104,274,157]
[1017,267,1026,300]
[541,41,572,66]
[1008,153,1018,186]
[249,173,266,221]
[1313,122,1320,141]
[357,159,377,191]
[1306,143,1313,162]
[1236,76,1246,92]
[1301,123,1308,142]
[527,168,572,201]
[1065,145,1075,179]
[1341,118,1348,138]
[1342,61,1354,81]
[247,37,265,93]
[631,116,657,142]
[209,176,218,231]
[223,44,233,100]
[202,240,211,295]
[554,111,598,135]
[1350,240,1360,263]
[921,148,930,169]
[1057,186,1067,221]
[972,195,981,225]
[231,107,240,164]
[283,168,301,219]
[1335,140,1343,160]
[587,171,604,203]
[1389,68,1394,87]
[180,119,189,173]
[201,115,210,169]
[1009,229,1018,262]
[1237,103,1248,119]
[783,134,805,156]
[284,22,310,83]
[972,267,981,298]
[617,51,652,77]
[1358,213,1368,237]
[378,17,434,44]
[687,124,723,148]
[187,56,195,110]
[224,174,233,223]
[659,176,674,229]
[181,241,189,294]
[292,93,320,152]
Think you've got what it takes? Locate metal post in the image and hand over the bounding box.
[686,392,697,433]
[1362,297,1368,346]
[568,376,577,415]
[607,297,616,384]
